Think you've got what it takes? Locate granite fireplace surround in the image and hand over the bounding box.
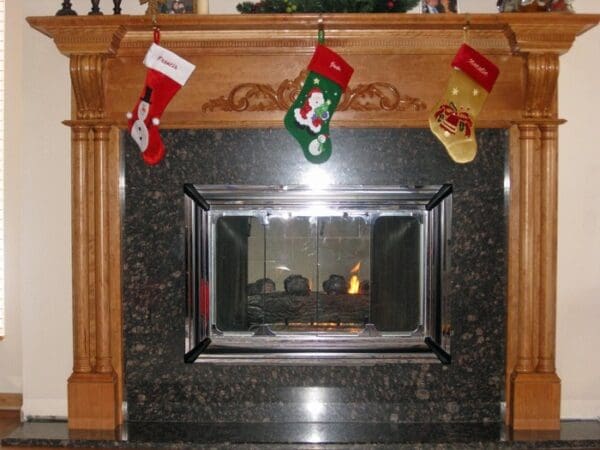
[123,128,507,424]
[21,13,600,437]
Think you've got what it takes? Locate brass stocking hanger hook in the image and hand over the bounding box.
[318,14,325,44]
[463,14,471,44]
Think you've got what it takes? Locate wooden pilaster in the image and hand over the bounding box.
[92,125,113,375]
[66,50,121,430]
[538,123,559,375]
[71,125,93,376]
[508,51,562,430]
[515,123,539,375]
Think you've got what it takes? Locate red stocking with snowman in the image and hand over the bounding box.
[127,42,195,165]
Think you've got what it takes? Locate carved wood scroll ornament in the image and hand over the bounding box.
[202,70,427,113]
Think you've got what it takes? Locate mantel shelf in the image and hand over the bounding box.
[28,13,600,57]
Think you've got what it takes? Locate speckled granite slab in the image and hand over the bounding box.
[123,129,507,423]
[4,420,600,449]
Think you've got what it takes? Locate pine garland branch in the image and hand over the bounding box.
[237,0,421,13]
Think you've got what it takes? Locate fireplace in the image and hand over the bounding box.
[183,184,452,361]
[123,128,506,423]
[26,13,600,430]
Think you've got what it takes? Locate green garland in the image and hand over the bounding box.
[237,0,421,13]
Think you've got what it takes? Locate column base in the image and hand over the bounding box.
[67,372,119,430]
[510,372,561,430]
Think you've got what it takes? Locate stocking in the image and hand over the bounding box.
[429,44,499,164]
[127,43,195,165]
[284,45,353,164]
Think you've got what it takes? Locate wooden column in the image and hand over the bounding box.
[514,123,538,375]
[508,52,561,431]
[93,125,113,374]
[66,53,121,430]
[71,125,93,375]
[538,124,559,375]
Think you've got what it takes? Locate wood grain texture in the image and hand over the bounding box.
[537,124,559,374]
[509,121,563,427]
[515,123,538,375]
[66,122,121,429]
[524,53,559,119]
[0,394,22,411]
[27,14,599,129]
[511,372,561,430]
[507,40,565,428]
[70,55,108,121]
[71,125,93,375]
[202,69,427,114]
[93,126,113,375]
[26,13,599,431]
[67,372,119,430]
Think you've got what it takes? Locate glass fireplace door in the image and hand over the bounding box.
[185,185,451,362]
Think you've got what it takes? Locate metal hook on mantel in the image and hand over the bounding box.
[318,14,325,44]
[463,14,471,44]
[152,12,161,44]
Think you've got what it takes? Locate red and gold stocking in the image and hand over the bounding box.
[429,44,500,164]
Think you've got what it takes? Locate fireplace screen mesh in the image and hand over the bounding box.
[185,185,451,362]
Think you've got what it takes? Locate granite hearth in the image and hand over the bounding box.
[4,419,600,449]
[123,128,506,423]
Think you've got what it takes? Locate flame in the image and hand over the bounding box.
[348,275,360,294]
[348,261,361,294]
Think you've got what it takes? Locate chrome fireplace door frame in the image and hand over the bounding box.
[184,185,452,364]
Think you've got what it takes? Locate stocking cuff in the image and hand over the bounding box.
[308,45,354,91]
[144,43,196,86]
[452,44,499,93]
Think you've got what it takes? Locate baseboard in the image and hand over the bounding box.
[21,398,68,420]
[0,409,20,419]
[0,393,22,411]
[561,400,600,420]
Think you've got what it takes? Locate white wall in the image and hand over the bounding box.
[2,0,598,420]
[557,0,600,420]
[0,0,24,396]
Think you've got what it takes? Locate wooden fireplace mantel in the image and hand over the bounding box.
[26,13,599,431]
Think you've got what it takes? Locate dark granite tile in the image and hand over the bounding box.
[3,420,600,449]
[122,129,508,423]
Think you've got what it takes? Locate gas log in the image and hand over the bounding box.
[247,292,370,325]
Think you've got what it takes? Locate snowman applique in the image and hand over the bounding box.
[294,87,331,134]
[128,86,160,154]
[308,134,329,156]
